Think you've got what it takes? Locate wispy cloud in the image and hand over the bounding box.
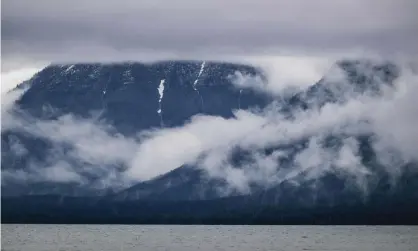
[1,67,44,93]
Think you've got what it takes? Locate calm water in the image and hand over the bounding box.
[2,224,418,251]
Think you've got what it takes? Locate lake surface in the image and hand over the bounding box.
[2,224,418,251]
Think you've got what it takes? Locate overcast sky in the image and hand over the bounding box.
[2,0,418,91]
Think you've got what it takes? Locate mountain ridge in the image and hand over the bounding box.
[2,59,417,225]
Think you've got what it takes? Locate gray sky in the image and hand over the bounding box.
[1,0,418,91]
[2,0,418,65]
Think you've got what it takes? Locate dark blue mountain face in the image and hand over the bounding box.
[114,165,229,201]
[2,59,416,209]
[16,61,269,134]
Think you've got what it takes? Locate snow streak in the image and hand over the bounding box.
[157,79,166,126]
[192,61,206,109]
[65,65,75,73]
[238,89,243,109]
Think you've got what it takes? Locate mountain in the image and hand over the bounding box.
[111,59,407,202]
[2,61,271,196]
[2,59,418,224]
[15,61,269,131]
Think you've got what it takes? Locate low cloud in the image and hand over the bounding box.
[1,59,417,195]
[232,56,333,94]
[1,67,45,93]
[2,0,418,70]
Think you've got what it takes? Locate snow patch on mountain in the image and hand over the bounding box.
[192,61,206,109]
[65,65,75,73]
[157,79,165,114]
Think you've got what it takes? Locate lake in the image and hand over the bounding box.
[2,224,418,251]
